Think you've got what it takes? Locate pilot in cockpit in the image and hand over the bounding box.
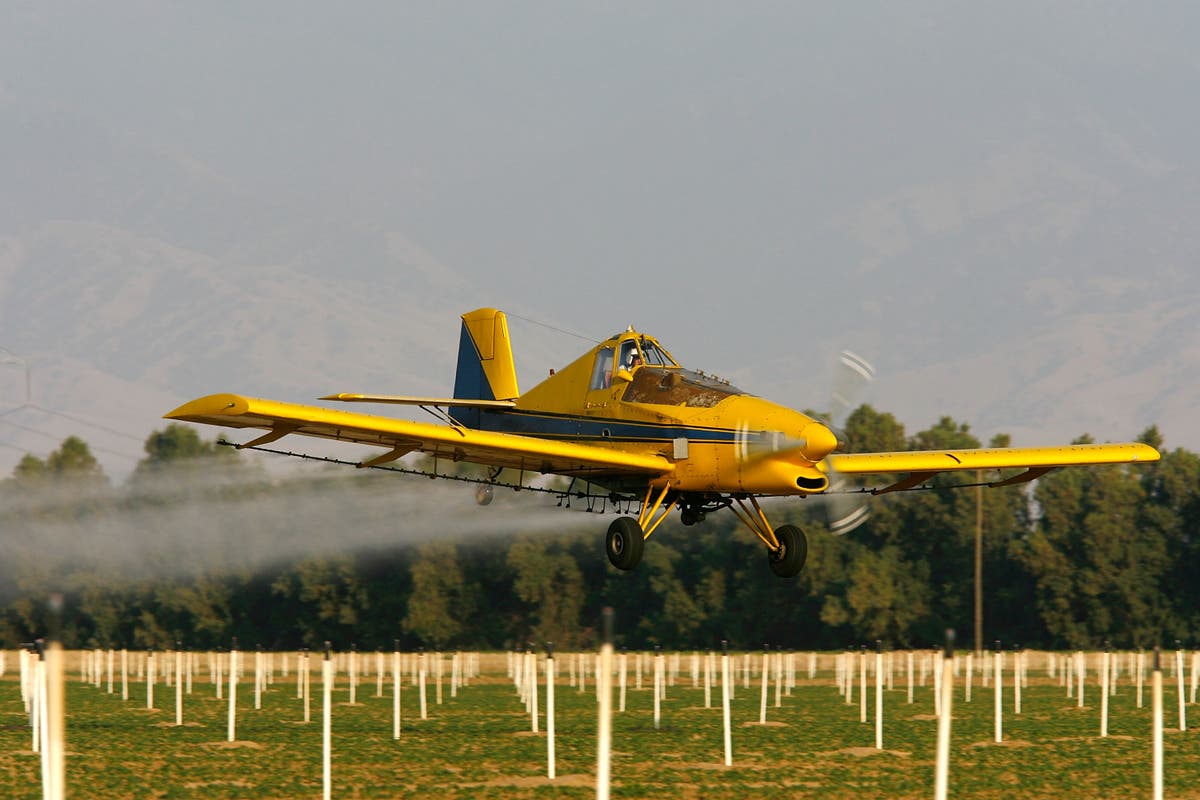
[620,341,643,371]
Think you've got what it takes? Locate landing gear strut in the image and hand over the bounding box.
[604,483,677,572]
[730,496,808,578]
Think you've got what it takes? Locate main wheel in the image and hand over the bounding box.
[606,517,645,571]
[768,524,808,578]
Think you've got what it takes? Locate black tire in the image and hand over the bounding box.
[680,508,704,526]
[606,517,645,571]
[768,524,808,578]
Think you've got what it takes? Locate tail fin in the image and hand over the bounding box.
[452,309,519,426]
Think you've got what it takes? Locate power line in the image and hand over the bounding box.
[0,415,142,461]
[26,404,146,442]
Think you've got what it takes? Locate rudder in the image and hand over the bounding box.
[452,308,519,426]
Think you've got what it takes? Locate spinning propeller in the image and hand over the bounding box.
[734,349,876,534]
[823,350,875,534]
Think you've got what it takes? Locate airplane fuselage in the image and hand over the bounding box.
[464,330,836,496]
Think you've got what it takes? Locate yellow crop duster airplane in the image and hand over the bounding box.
[167,308,1159,578]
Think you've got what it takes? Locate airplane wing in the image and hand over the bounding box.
[319,393,517,409]
[165,393,673,477]
[827,442,1159,494]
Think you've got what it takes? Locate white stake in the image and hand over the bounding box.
[1137,649,1145,709]
[322,644,332,800]
[1190,648,1198,704]
[759,647,769,724]
[934,633,954,800]
[121,649,128,702]
[875,643,883,750]
[906,650,914,704]
[32,648,43,755]
[721,642,732,766]
[653,648,662,730]
[146,651,155,711]
[175,646,184,727]
[597,612,614,800]
[227,644,238,742]
[530,651,539,734]
[1077,651,1085,708]
[419,651,428,721]
[1014,650,1022,714]
[965,653,973,703]
[1152,648,1163,800]
[547,647,556,780]
[859,648,867,723]
[304,651,312,724]
[1100,647,1111,737]
[994,645,1003,743]
[618,651,627,713]
[254,647,263,711]
[704,652,712,709]
[1175,644,1187,732]
[933,650,942,718]
[393,643,401,740]
[46,639,65,800]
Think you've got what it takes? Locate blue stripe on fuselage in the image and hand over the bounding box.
[472,408,739,444]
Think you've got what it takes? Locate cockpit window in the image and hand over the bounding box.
[640,341,675,367]
[589,346,615,390]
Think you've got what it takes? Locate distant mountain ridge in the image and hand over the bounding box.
[3,3,1198,478]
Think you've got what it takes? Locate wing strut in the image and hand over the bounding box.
[987,466,1056,488]
[235,424,300,450]
[873,472,940,496]
[358,445,418,469]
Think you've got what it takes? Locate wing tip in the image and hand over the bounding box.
[164,393,248,421]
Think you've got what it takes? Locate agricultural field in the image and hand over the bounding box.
[2,651,1199,799]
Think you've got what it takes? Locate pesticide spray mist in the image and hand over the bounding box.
[0,454,604,609]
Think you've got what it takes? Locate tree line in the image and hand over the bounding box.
[1,411,1195,653]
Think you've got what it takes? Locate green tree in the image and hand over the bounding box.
[403,542,474,647]
[47,436,107,485]
[1019,455,1165,648]
[272,556,369,646]
[507,534,586,647]
[11,453,49,487]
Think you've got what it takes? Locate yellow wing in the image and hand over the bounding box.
[828,443,1159,494]
[165,393,673,477]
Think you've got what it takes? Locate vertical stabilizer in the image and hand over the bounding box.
[452,308,519,426]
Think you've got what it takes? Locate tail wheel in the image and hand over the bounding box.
[768,524,808,578]
[606,517,645,571]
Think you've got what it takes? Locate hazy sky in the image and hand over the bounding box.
[2,1,1198,475]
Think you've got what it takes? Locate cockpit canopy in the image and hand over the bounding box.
[588,331,742,406]
[590,333,679,390]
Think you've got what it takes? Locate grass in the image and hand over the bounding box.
[2,652,1199,799]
